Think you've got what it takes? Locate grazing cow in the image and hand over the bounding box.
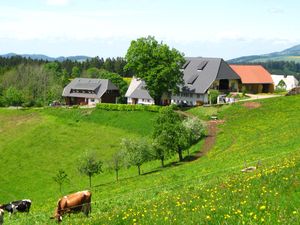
[0,199,31,214]
[51,190,92,222]
[0,209,4,225]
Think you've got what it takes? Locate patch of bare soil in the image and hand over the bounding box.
[243,102,261,109]
[193,120,224,159]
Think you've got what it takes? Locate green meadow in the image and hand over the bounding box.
[0,95,300,224]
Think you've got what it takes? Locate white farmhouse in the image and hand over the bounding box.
[271,75,299,91]
[171,57,240,106]
[125,77,155,105]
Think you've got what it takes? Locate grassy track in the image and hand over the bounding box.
[1,95,300,224]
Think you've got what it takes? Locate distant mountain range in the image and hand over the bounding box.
[3,44,300,64]
[0,53,91,62]
[229,44,300,63]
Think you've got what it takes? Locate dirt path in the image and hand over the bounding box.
[194,120,224,159]
[175,110,223,161]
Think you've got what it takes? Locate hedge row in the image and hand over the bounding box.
[96,103,162,112]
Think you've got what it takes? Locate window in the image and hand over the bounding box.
[187,74,199,84]
[197,61,208,70]
[182,60,190,69]
[90,99,95,102]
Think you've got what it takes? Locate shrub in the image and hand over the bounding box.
[96,103,162,112]
[208,89,220,104]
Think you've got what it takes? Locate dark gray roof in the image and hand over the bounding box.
[181,57,240,94]
[62,78,118,99]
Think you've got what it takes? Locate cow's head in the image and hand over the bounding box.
[50,208,62,222]
[50,200,63,222]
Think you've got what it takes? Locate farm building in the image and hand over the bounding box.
[271,75,299,91]
[125,57,241,106]
[125,77,155,105]
[171,57,241,106]
[230,65,274,93]
[62,78,119,106]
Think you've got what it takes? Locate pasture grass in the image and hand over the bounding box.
[1,95,300,224]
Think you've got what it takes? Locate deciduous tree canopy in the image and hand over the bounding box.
[125,36,185,104]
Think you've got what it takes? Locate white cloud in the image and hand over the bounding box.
[46,0,70,6]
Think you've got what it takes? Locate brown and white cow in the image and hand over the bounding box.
[51,190,91,222]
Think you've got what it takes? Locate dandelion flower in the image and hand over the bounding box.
[260,205,266,210]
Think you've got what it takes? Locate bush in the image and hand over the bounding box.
[208,89,220,104]
[96,103,162,112]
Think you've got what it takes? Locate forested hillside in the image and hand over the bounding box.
[0,56,132,107]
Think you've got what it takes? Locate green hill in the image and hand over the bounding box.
[228,44,300,63]
[1,95,300,224]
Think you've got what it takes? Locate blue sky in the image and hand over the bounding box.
[0,0,299,59]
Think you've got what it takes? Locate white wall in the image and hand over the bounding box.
[88,98,100,106]
[171,93,208,106]
[272,75,299,90]
[127,98,155,105]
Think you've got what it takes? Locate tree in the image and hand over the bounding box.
[52,169,69,193]
[121,138,151,175]
[276,79,287,91]
[78,151,103,187]
[208,89,219,104]
[182,117,205,155]
[71,66,81,78]
[153,106,188,162]
[152,136,172,167]
[125,36,185,105]
[98,70,128,103]
[4,86,24,106]
[106,151,124,181]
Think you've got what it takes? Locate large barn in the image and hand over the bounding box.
[230,65,274,93]
[62,78,119,106]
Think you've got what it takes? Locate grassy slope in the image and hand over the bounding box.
[1,95,300,224]
[0,108,158,202]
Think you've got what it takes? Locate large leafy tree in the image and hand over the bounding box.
[153,106,189,162]
[125,36,185,105]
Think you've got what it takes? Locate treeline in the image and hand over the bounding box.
[0,56,133,77]
[0,56,131,107]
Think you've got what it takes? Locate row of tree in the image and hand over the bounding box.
[0,56,133,77]
[53,107,205,191]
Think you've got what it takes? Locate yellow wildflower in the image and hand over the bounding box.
[260,205,266,210]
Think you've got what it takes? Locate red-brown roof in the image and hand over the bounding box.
[230,65,273,84]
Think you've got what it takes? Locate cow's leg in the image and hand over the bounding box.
[82,204,90,217]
